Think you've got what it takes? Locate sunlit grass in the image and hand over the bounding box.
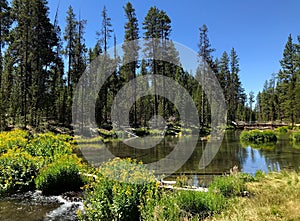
[206,171,300,221]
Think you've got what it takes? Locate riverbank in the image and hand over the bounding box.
[1,129,300,220]
[206,171,300,221]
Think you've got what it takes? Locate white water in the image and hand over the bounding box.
[45,195,84,221]
[0,191,84,221]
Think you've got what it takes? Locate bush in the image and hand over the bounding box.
[0,148,41,194]
[25,133,73,161]
[80,158,158,221]
[209,175,246,197]
[0,129,30,153]
[133,128,149,136]
[276,126,289,133]
[290,132,300,142]
[35,155,85,195]
[97,128,116,138]
[240,130,277,144]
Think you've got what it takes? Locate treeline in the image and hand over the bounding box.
[0,0,250,131]
[257,34,300,125]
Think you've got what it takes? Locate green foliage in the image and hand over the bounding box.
[240,130,277,144]
[175,175,189,187]
[140,190,182,221]
[176,190,226,216]
[0,129,30,153]
[142,188,226,220]
[258,34,300,124]
[35,155,85,195]
[24,132,73,162]
[0,148,41,194]
[209,175,246,197]
[80,158,158,221]
[0,130,86,196]
[98,158,156,184]
[133,128,149,136]
[290,132,300,142]
[97,129,117,138]
[255,170,266,179]
[75,135,104,144]
[275,126,289,133]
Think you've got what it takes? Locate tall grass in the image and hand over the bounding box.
[207,171,300,221]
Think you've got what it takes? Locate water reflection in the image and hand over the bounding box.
[79,131,300,179]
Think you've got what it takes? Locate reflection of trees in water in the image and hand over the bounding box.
[104,131,300,175]
[107,136,179,164]
[177,131,247,174]
[259,140,300,171]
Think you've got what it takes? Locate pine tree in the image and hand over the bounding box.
[0,0,12,129]
[197,24,215,126]
[50,6,65,124]
[95,6,113,126]
[278,34,297,124]
[228,48,241,122]
[294,36,300,123]
[122,2,139,126]
[0,0,11,84]
[158,10,171,119]
[248,91,255,122]
[7,0,58,127]
[143,6,161,118]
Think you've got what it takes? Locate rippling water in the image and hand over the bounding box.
[0,191,83,221]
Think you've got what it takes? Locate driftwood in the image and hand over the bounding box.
[158,179,208,192]
[79,173,208,192]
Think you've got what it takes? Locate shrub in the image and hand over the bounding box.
[0,129,30,153]
[209,175,246,197]
[133,128,149,136]
[290,132,300,142]
[0,148,41,194]
[97,128,116,138]
[276,126,289,133]
[35,155,85,195]
[25,133,73,161]
[80,158,158,221]
[240,130,277,144]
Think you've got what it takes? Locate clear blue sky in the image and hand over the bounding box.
[47,0,300,98]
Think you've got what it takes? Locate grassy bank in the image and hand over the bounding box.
[206,171,300,221]
[80,158,300,220]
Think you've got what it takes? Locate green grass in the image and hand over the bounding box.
[206,171,300,221]
[240,130,277,144]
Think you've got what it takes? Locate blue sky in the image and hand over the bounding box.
[47,0,300,97]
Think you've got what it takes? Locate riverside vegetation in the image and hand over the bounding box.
[0,129,300,220]
[240,127,300,149]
